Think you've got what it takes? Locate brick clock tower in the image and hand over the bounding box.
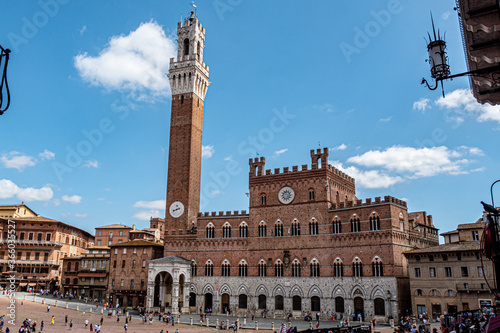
[165,12,209,235]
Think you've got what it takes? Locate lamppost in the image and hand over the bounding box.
[481,180,500,304]
[0,45,11,115]
[421,15,500,97]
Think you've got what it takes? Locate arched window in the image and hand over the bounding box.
[258,259,267,277]
[206,223,214,239]
[65,278,70,284]
[353,257,362,277]
[75,262,79,271]
[292,295,302,311]
[334,258,343,277]
[191,261,197,277]
[275,295,284,310]
[372,257,383,277]
[238,294,247,309]
[292,259,301,277]
[309,218,318,235]
[274,220,283,237]
[291,219,300,236]
[333,217,342,234]
[350,215,360,232]
[261,195,267,205]
[239,222,248,238]
[183,38,189,56]
[374,298,385,316]
[222,223,231,239]
[310,259,320,277]
[205,260,213,276]
[275,260,284,277]
[238,260,248,277]
[67,262,72,271]
[258,221,267,237]
[73,278,78,285]
[370,212,381,231]
[222,260,231,277]
[309,189,315,201]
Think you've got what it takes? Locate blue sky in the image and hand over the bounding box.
[1,0,499,239]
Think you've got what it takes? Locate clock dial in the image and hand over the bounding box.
[169,201,185,218]
[278,186,295,204]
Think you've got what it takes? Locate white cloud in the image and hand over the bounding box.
[83,160,99,168]
[74,21,176,101]
[202,145,215,158]
[457,145,484,156]
[39,149,55,160]
[1,152,37,171]
[330,161,403,189]
[314,104,334,113]
[435,89,500,124]
[132,200,165,210]
[274,148,288,157]
[224,156,233,162]
[79,25,87,35]
[132,209,160,221]
[347,145,479,178]
[74,213,88,218]
[0,179,53,201]
[61,212,71,217]
[413,98,431,112]
[331,144,348,151]
[379,116,392,122]
[442,12,451,20]
[62,194,82,205]
[53,199,61,206]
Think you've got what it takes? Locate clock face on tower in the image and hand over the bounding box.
[278,186,295,205]
[169,201,185,218]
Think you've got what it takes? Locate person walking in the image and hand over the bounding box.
[69,320,73,331]
[40,321,44,331]
[65,315,68,326]
[50,316,54,325]
[100,316,103,325]
[124,323,128,332]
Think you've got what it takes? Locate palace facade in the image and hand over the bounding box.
[143,12,440,323]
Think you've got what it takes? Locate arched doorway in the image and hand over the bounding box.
[258,295,267,310]
[221,293,230,314]
[204,293,213,311]
[311,296,320,312]
[292,295,302,311]
[189,292,196,308]
[153,272,173,310]
[335,297,344,313]
[354,297,364,320]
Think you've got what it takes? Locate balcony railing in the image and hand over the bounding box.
[0,240,64,247]
[0,259,60,266]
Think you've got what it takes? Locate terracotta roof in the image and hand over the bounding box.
[109,239,162,247]
[404,241,480,255]
[457,221,486,230]
[440,230,459,236]
[0,216,58,222]
[95,224,132,229]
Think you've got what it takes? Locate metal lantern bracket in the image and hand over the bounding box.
[0,45,11,115]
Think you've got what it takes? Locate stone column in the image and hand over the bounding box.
[181,284,190,313]
[171,282,180,315]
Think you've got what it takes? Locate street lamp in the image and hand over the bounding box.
[421,14,500,98]
[0,45,11,115]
